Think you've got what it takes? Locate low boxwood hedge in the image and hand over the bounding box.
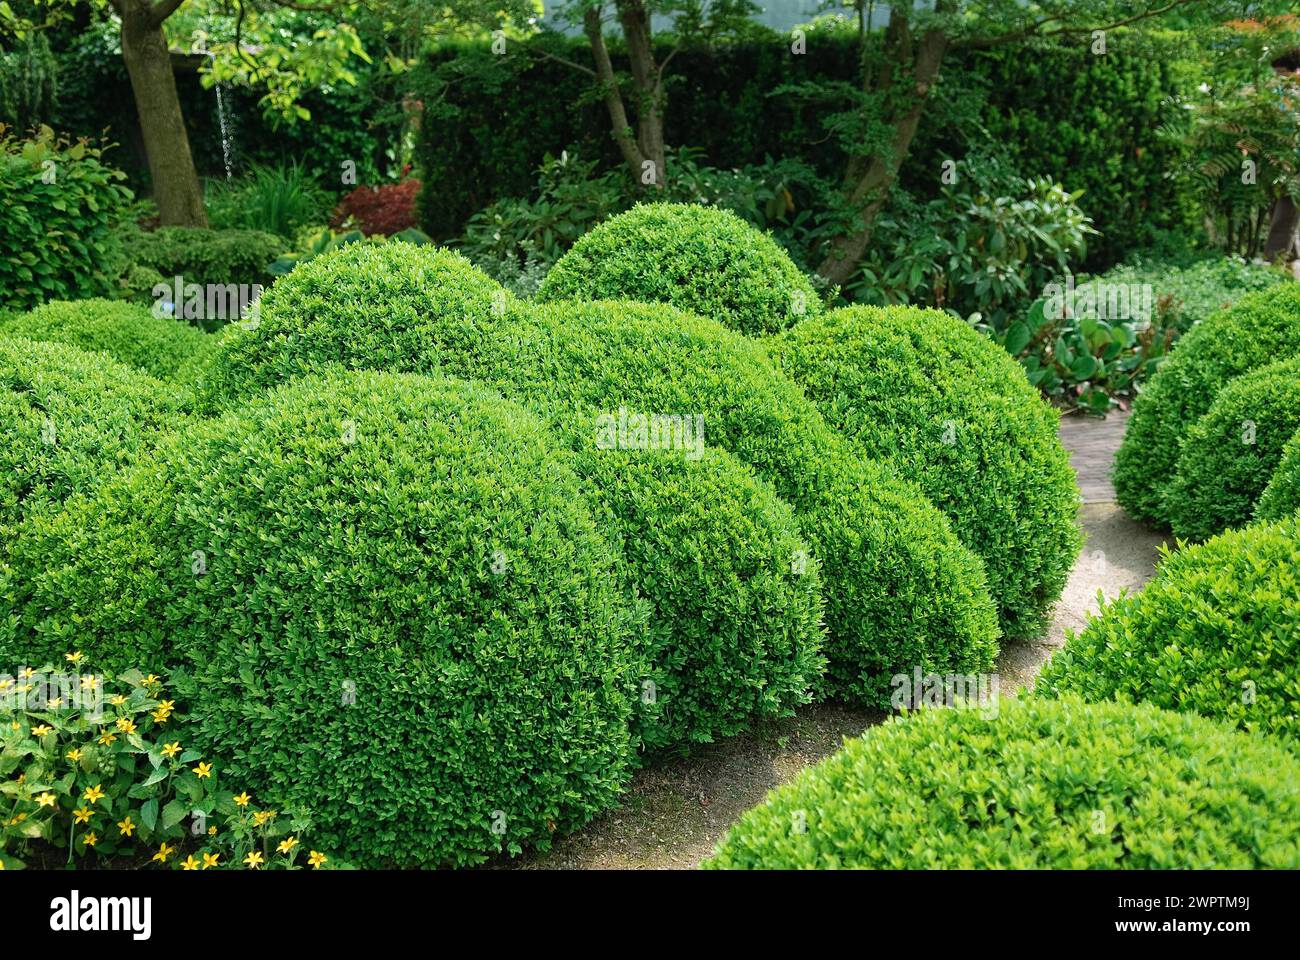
[0,335,180,536]
[1,298,218,382]
[535,203,823,335]
[705,697,1300,869]
[1,370,645,866]
[1114,282,1300,526]
[1257,430,1300,522]
[1036,517,1300,743]
[774,305,1080,638]
[1165,357,1300,541]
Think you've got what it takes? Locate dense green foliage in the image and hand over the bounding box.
[0,126,132,311]
[0,336,179,535]
[537,204,823,336]
[773,305,1080,638]
[705,696,1300,869]
[1098,254,1288,334]
[1,298,218,382]
[1257,431,1300,522]
[1037,519,1300,744]
[1114,283,1300,525]
[1,371,645,866]
[1166,357,1300,541]
[204,162,333,240]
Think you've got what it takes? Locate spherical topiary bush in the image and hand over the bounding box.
[473,300,999,706]
[0,336,181,535]
[1257,430,1300,522]
[1164,357,1300,541]
[1114,282,1300,526]
[1036,518,1300,743]
[774,305,1080,638]
[3,370,646,866]
[535,203,823,335]
[705,697,1300,869]
[196,240,511,409]
[0,298,218,382]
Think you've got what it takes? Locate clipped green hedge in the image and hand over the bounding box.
[774,305,1080,638]
[1037,518,1300,744]
[1165,357,1300,541]
[1257,431,1300,522]
[705,697,1300,869]
[1,370,645,866]
[536,203,823,335]
[0,336,180,536]
[1114,282,1300,525]
[1,298,218,382]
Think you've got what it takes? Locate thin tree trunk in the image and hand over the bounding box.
[1263,196,1300,260]
[118,0,208,227]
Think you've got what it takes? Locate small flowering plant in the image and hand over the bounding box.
[1,656,339,871]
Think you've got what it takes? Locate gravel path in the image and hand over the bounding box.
[507,412,1167,870]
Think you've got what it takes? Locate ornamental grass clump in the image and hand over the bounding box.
[705,696,1300,869]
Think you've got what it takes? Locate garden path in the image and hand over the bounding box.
[506,412,1168,870]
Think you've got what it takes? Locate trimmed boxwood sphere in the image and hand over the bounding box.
[1165,356,1300,541]
[1257,430,1300,522]
[1115,282,1300,526]
[473,300,1000,706]
[774,305,1080,638]
[705,697,1300,869]
[536,203,823,335]
[1037,517,1300,743]
[0,336,180,534]
[0,298,218,382]
[2,370,645,866]
[196,240,511,409]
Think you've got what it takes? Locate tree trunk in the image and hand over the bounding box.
[1263,196,1300,261]
[119,1,208,227]
[816,15,949,286]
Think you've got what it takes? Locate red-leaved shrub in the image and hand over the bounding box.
[332,179,421,236]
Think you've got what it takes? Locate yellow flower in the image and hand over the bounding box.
[97,730,117,746]
[115,717,136,734]
[208,825,217,836]
[252,810,275,827]
[142,675,160,689]
[7,813,26,825]
[202,851,220,869]
[117,816,136,837]
[21,667,35,678]
[180,855,200,871]
[0,678,11,691]
[150,708,170,724]
[161,741,182,759]
[83,831,97,847]
[155,699,175,714]
[15,773,24,784]
[151,842,175,864]
[193,762,212,779]
[233,792,251,807]
[36,792,57,808]
[109,695,127,707]
[46,697,63,709]
[65,651,84,665]
[80,675,98,690]
[243,851,264,869]
[307,851,328,869]
[277,836,298,854]
[82,784,105,804]
[66,748,83,763]
[30,724,52,737]
[73,807,93,824]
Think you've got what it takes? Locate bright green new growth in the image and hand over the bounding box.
[774,305,1080,638]
[705,697,1300,869]
[2,371,644,867]
[536,202,823,335]
[0,336,180,536]
[1,298,218,382]
[1165,357,1300,541]
[1257,430,1300,522]
[196,240,511,410]
[1036,517,1300,744]
[1114,283,1300,526]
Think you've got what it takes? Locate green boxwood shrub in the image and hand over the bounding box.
[1,298,218,382]
[774,305,1080,638]
[1114,282,1300,525]
[199,242,830,752]
[1037,518,1300,744]
[535,203,823,335]
[705,697,1300,869]
[1165,357,1300,541]
[0,335,180,536]
[1,370,645,866]
[1257,431,1300,522]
